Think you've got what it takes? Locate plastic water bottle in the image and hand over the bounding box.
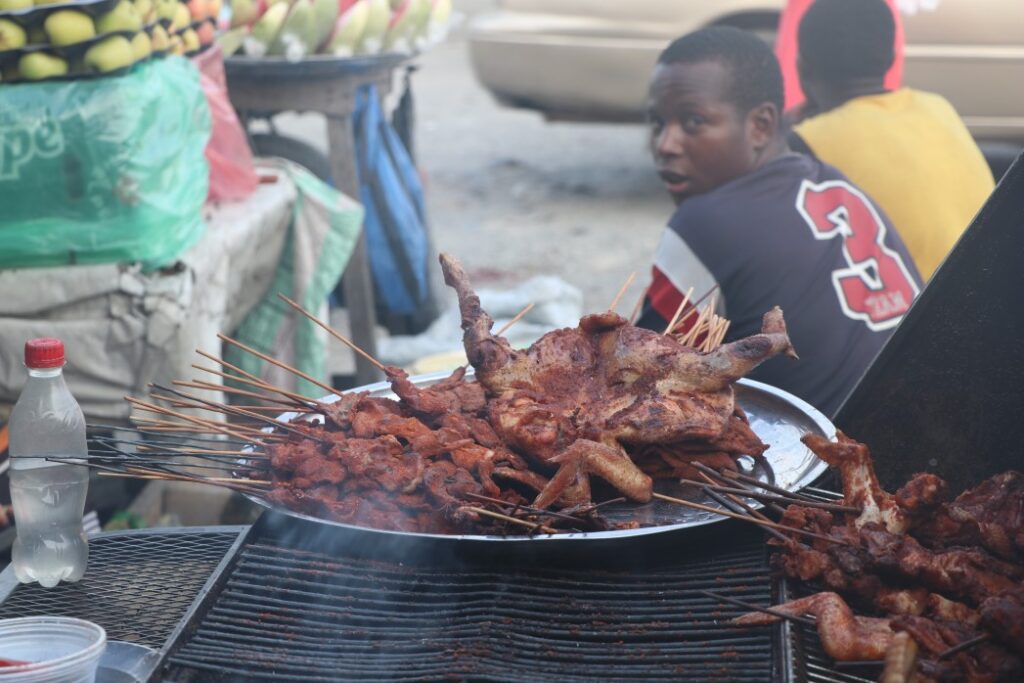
[9,338,90,588]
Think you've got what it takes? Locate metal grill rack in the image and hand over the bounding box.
[167,531,778,682]
[0,527,245,649]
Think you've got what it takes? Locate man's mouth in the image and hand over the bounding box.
[659,170,691,194]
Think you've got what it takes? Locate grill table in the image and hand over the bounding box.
[0,518,870,683]
[223,54,411,388]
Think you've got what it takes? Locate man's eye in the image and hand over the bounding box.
[684,115,705,129]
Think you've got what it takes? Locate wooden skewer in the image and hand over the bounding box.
[191,362,323,410]
[628,285,650,325]
[696,472,773,525]
[671,285,719,337]
[679,478,859,515]
[132,413,271,440]
[663,287,695,335]
[465,506,557,535]
[651,492,849,546]
[461,492,586,526]
[938,634,990,660]
[277,293,389,374]
[608,272,636,312]
[494,302,535,337]
[696,589,817,628]
[218,332,341,399]
[174,379,310,410]
[690,462,787,515]
[99,469,269,488]
[125,396,257,442]
[715,468,827,505]
[150,385,329,445]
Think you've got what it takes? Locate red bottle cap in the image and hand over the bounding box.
[24,338,65,369]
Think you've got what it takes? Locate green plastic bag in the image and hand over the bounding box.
[0,57,211,269]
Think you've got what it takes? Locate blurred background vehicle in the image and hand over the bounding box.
[468,0,1024,174]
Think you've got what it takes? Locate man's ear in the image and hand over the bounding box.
[748,102,779,151]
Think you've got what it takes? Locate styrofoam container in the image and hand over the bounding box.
[0,617,106,683]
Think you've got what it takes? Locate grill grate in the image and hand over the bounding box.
[0,529,241,648]
[169,536,776,682]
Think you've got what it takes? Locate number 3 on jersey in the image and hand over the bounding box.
[796,180,919,332]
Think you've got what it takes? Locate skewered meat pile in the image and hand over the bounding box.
[731,432,1024,682]
[263,253,797,533]
[440,253,796,509]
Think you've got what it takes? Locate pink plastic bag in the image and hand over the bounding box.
[192,44,259,203]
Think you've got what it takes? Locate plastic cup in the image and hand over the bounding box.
[0,617,106,683]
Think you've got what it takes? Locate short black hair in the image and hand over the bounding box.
[799,0,895,82]
[657,26,784,115]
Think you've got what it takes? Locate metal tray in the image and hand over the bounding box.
[242,372,835,544]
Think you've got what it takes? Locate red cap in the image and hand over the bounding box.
[25,338,65,369]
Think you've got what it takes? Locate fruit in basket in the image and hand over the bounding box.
[155,0,178,21]
[187,0,207,20]
[0,0,32,11]
[170,2,190,30]
[196,18,214,44]
[216,24,245,54]
[229,0,258,26]
[44,10,97,46]
[426,0,449,43]
[268,0,315,59]
[357,0,386,53]
[168,32,183,53]
[83,34,133,72]
[96,0,144,33]
[207,0,222,18]
[18,51,68,78]
[34,0,63,5]
[149,22,169,50]
[243,0,285,56]
[134,0,154,23]
[382,0,414,52]
[180,26,199,51]
[326,0,366,56]
[130,28,151,58]
[0,18,27,50]
[311,0,336,50]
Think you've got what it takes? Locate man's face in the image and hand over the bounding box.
[648,60,760,205]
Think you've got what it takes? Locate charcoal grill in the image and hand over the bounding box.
[2,158,1018,683]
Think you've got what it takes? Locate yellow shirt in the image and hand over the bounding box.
[795,89,994,279]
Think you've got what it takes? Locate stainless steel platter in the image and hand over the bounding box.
[242,371,835,544]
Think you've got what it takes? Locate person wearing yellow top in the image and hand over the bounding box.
[791,0,994,280]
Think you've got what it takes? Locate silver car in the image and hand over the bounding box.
[469,0,1024,145]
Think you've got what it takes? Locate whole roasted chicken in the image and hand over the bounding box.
[439,254,798,509]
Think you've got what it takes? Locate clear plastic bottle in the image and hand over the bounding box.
[9,338,90,588]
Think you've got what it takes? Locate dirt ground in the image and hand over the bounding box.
[274,1,673,318]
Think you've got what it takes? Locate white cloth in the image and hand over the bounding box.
[0,175,297,422]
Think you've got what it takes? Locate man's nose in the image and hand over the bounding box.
[655,122,684,158]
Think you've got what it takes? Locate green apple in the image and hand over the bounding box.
[154,0,178,21]
[133,0,154,22]
[130,29,151,59]
[180,25,198,51]
[170,1,189,30]
[0,18,27,50]
[18,51,68,79]
[44,10,97,46]
[149,22,169,50]
[83,34,133,72]
[0,0,32,11]
[96,0,143,33]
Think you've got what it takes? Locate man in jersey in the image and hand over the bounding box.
[635,26,922,417]
[793,0,993,280]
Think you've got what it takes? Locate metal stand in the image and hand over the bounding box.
[224,55,409,386]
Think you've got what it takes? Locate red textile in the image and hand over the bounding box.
[775,0,905,111]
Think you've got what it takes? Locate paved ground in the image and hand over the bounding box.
[275,1,672,321]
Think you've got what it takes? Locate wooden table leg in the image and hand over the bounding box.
[326,114,382,386]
